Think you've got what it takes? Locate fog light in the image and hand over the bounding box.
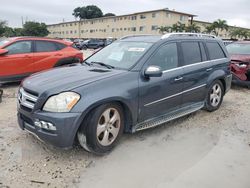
[34,120,56,131]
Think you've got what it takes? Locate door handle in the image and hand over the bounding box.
[174,76,183,81]
[206,68,213,72]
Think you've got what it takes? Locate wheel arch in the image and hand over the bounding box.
[73,98,135,145]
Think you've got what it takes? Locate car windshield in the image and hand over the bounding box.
[226,43,250,55]
[85,41,153,69]
[0,38,10,47]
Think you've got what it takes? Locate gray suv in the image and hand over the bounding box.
[17,33,232,154]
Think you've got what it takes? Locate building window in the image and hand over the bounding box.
[180,15,186,21]
[112,28,115,32]
[75,23,77,26]
[70,23,72,26]
[124,28,127,31]
[128,28,131,31]
[66,31,68,34]
[81,30,84,33]
[120,17,122,20]
[75,30,77,33]
[152,13,156,18]
[140,15,146,19]
[151,25,158,31]
[131,15,137,20]
[166,13,171,18]
[62,24,64,27]
[131,27,136,31]
[104,29,106,32]
[70,30,73,34]
[139,26,145,31]
[120,28,122,31]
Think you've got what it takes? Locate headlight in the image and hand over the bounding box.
[43,92,80,112]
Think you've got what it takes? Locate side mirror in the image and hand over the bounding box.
[0,49,8,56]
[144,66,163,77]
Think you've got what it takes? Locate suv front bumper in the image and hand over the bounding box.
[17,107,82,149]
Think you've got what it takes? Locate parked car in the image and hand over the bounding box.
[17,33,232,154]
[81,39,105,49]
[226,41,250,88]
[0,37,83,83]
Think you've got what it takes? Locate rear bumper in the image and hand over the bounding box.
[17,107,82,149]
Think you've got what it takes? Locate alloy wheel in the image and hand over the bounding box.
[96,108,121,146]
[210,83,222,107]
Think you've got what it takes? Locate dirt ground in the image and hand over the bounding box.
[0,84,250,188]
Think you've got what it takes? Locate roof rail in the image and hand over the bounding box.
[161,32,216,39]
[120,34,159,40]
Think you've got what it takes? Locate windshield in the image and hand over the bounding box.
[85,41,153,69]
[0,38,10,47]
[226,43,250,55]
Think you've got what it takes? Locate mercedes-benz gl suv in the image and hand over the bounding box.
[17,33,232,154]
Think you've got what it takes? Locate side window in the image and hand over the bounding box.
[55,42,66,50]
[206,42,226,60]
[5,41,32,55]
[181,42,202,65]
[149,43,178,71]
[35,41,59,52]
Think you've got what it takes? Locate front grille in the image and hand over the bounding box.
[18,87,38,110]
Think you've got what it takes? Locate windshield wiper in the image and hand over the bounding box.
[90,61,115,69]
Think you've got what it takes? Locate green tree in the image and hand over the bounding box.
[22,21,49,36]
[185,23,201,33]
[13,28,23,36]
[2,27,15,37]
[103,13,116,17]
[230,28,249,39]
[171,22,186,32]
[73,5,103,20]
[212,19,229,36]
[157,26,172,34]
[0,20,7,36]
[204,24,216,34]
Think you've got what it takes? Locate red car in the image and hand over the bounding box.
[226,41,250,88]
[0,37,83,83]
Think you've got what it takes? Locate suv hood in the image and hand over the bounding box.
[22,64,125,94]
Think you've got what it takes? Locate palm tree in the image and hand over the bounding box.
[204,24,216,35]
[230,28,249,39]
[171,22,186,32]
[157,26,168,34]
[212,19,229,36]
[185,23,201,33]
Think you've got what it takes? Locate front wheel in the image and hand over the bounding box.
[205,80,224,112]
[78,103,124,154]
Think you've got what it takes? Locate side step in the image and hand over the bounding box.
[133,102,204,132]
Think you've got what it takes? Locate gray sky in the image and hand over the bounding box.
[1,0,250,28]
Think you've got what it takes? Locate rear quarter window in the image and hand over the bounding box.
[181,41,202,65]
[35,41,60,52]
[206,42,226,60]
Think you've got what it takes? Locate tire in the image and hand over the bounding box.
[205,80,224,112]
[78,103,124,154]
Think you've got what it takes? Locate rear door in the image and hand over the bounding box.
[33,40,65,72]
[0,40,33,77]
[181,41,211,106]
[139,42,184,122]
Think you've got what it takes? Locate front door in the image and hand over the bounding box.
[0,40,33,78]
[138,42,184,123]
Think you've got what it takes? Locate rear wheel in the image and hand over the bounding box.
[205,80,224,112]
[77,103,124,154]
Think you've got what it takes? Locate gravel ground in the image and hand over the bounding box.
[0,84,249,188]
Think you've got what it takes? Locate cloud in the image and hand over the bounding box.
[0,0,249,28]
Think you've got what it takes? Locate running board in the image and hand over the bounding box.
[134,102,204,132]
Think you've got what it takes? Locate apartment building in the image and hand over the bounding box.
[47,8,195,39]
